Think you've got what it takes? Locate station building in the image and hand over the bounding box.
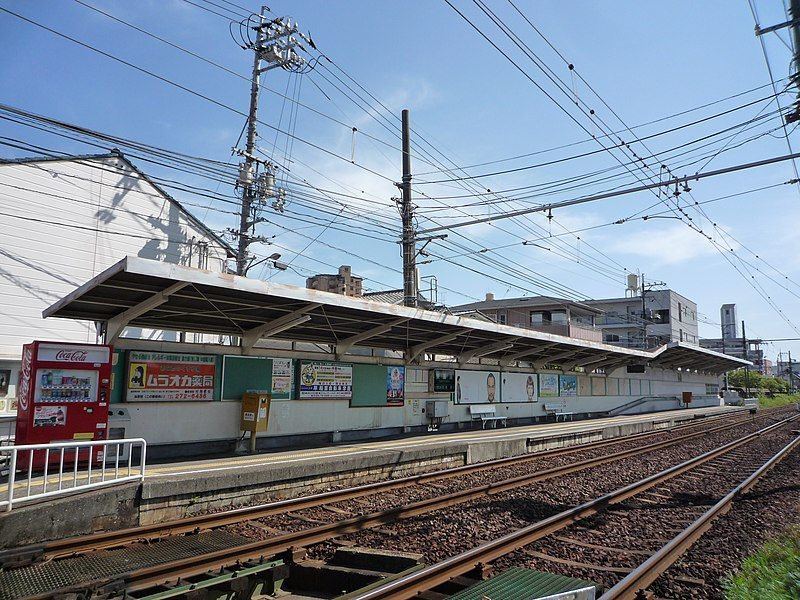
[0,152,748,458]
[40,256,747,457]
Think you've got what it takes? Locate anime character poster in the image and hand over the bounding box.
[386,366,405,406]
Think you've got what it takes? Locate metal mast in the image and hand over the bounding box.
[233,7,310,275]
[400,109,416,307]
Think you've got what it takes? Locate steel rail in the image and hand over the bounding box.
[17,413,767,599]
[599,431,800,599]
[348,415,799,600]
[29,409,750,560]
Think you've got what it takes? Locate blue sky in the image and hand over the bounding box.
[2,0,800,362]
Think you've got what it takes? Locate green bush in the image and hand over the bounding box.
[724,528,800,599]
[758,393,800,409]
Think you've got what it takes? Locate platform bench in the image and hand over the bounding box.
[544,401,574,422]
[469,405,508,429]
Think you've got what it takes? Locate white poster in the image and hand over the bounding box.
[455,370,500,404]
[299,361,353,399]
[501,372,538,403]
[271,359,292,394]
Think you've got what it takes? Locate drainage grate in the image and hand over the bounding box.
[0,530,250,600]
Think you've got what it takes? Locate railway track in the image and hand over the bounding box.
[348,414,800,600]
[6,408,756,563]
[0,408,790,599]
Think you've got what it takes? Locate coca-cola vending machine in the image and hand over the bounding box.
[15,341,113,468]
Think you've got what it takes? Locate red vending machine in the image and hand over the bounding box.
[15,341,113,468]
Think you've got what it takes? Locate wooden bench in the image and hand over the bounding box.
[469,405,508,429]
[544,401,574,422]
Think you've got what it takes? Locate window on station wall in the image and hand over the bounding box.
[551,310,568,325]
[498,311,507,325]
[678,302,683,322]
[605,333,620,343]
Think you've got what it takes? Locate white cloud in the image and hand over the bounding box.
[608,223,736,266]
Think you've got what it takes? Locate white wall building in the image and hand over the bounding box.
[587,289,699,349]
[721,303,738,340]
[0,152,233,410]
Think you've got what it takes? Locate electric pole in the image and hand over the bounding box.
[233,8,310,275]
[755,0,800,122]
[789,349,795,391]
[639,274,666,348]
[401,109,416,307]
[742,320,751,396]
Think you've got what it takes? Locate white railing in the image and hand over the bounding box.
[1,438,146,512]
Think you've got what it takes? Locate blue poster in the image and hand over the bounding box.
[386,366,405,406]
[559,374,578,397]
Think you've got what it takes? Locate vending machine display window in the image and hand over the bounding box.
[34,369,99,404]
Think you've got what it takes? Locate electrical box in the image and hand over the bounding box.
[426,400,449,418]
[240,392,271,433]
[682,391,693,406]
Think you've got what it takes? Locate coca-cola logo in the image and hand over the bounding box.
[55,350,89,362]
[18,346,32,411]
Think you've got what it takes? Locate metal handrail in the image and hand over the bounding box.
[1,437,146,512]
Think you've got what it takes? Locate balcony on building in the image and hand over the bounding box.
[449,294,604,343]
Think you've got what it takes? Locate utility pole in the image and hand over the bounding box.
[789,349,795,391]
[401,109,416,308]
[742,320,751,397]
[233,8,310,275]
[639,274,666,348]
[722,336,729,391]
[756,0,800,122]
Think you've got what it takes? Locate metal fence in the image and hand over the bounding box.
[1,438,146,512]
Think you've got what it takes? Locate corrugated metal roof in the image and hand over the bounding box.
[448,568,596,600]
[41,257,750,373]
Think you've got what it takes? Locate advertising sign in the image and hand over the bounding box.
[539,373,559,398]
[0,369,9,397]
[454,370,500,404]
[33,405,66,427]
[501,372,538,403]
[299,361,353,399]
[559,374,578,397]
[430,368,456,393]
[386,366,405,406]
[36,343,110,364]
[126,352,215,401]
[271,359,292,395]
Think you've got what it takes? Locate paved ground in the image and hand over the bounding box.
[146,405,741,478]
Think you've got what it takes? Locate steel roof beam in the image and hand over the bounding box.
[533,349,583,369]
[561,353,612,370]
[335,318,409,358]
[241,303,321,354]
[407,331,463,363]
[457,339,518,366]
[498,343,559,367]
[105,282,188,343]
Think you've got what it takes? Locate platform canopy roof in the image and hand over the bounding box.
[44,257,750,374]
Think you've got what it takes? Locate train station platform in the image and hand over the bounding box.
[0,404,747,549]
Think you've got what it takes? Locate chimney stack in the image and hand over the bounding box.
[485,292,495,302]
